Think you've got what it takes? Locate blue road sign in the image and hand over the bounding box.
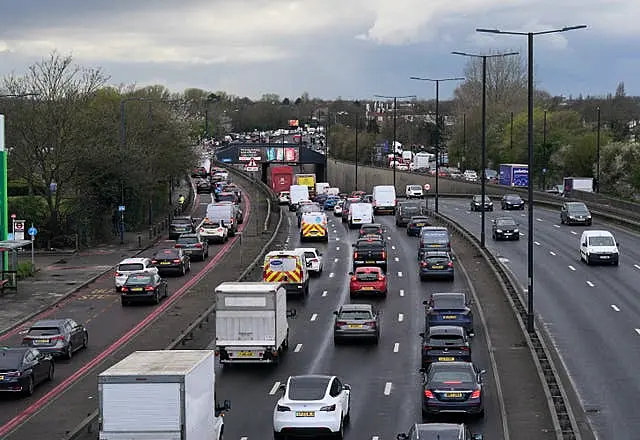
[118,205,126,212]
[28,226,37,236]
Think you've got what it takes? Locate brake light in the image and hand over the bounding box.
[471,389,481,399]
[151,260,158,264]
[351,276,357,282]
[319,404,336,411]
[121,287,129,292]
[335,321,347,327]
[459,346,469,351]
[144,286,155,291]
[173,259,181,263]
[448,261,454,268]
[50,335,65,342]
[195,243,203,248]
[353,252,358,259]
[444,381,462,384]
[366,321,376,327]
[420,261,428,267]
[115,272,122,277]
[175,244,183,248]
[423,346,433,351]
[5,371,20,377]
[378,274,385,281]
[200,228,205,232]
[381,251,386,259]
[424,390,434,399]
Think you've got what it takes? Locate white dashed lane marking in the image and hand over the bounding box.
[329,273,335,278]
[334,258,339,263]
[322,290,327,297]
[586,281,595,287]
[571,231,577,235]
[611,304,620,312]
[387,236,392,240]
[399,289,405,297]
[534,241,540,246]
[241,437,248,440]
[310,314,317,321]
[634,264,640,270]
[549,251,556,256]
[294,344,303,352]
[384,382,392,395]
[269,382,281,395]
[398,313,404,322]
[391,245,396,250]
[537,218,543,222]
[635,329,640,336]
[554,224,560,228]
[394,257,400,262]
[336,237,340,241]
[336,246,340,251]
[393,343,399,353]
[568,265,576,271]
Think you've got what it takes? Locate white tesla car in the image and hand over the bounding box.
[273,375,351,439]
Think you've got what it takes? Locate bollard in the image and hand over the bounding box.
[149,228,153,240]
[137,233,142,249]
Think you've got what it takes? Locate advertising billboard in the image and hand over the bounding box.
[266,147,299,162]
[238,147,263,161]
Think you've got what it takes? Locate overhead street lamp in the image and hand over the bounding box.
[452,51,519,249]
[373,95,416,195]
[476,24,587,333]
[408,77,464,213]
[596,106,601,193]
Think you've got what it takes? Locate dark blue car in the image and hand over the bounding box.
[424,292,474,336]
[407,216,430,236]
[324,195,340,210]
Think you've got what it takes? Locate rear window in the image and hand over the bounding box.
[421,231,449,244]
[289,377,330,400]
[356,271,379,281]
[157,249,179,258]
[431,369,475,384]
[178,236,198,244]
[339,310,372,320]
[118,263,144,272]
[173,218,191,225]
[126,274,153,285]
[401,206,420,214]
[432,295,466,310]
[356,241,384,249]
[28,327,61,336]
[217,194,236,202]
[429,334,464,345]
[424,255,450,264]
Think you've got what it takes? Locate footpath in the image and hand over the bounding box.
[0,179,194,335]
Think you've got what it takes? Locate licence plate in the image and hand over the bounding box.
[348,324,363,328]
[431,265,444,269]
[237,351,255,357]
[0,376,4,380]
[600,256,610,259]
[431,244,442,247]
[443,315,457,319]
[160,261,171,265]
[296,411,315,417]
[438,356,455,361]
[131,287,144,292]
[34,339,49,345]
[362,287,374,290]
[445,392,463,398]
[416,223,425,227]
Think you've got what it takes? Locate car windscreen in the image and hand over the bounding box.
[0,352,24,369]
[172,218,191,225]
[355,270,379,281]
[421,231,449,244]
[217,194,236,202]
[304,252,317,260]
[408,185,422,190]
[28,327,61,336]
[505,195,521,201]
[288,377,330,400]
[588,236,615,246]
[568,205,589,214]
[339,310,372,320]
[126,275,153,285]
[118,263,144,271]
[177,236,198,244]
[156,249,179,258]
[431,369,475,384]
[432,295,466,310]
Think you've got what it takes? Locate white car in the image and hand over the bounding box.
[273,375,351,439]
[464,170,479,182]
[114,258,158,291]
[296,247,324,274]
[278,191,291,205]
[333,201,343,217]
[198,219,228,243]
[405,184,424,199]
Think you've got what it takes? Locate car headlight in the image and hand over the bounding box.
[587,215,592,218]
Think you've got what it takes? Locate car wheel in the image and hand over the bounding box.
[47,363,55,381]
[273,431,283,440]
[82,332,88,349]
[561,217,564,224]
[181,265,186,276]
[382,290,387,298]
[65,343,73,360]
[334,420,344,439]
[154,291,161,304]
[478,408,485,418]
[187,261,191,271]
[24,376,34,396]
[344,398,351,423]
[333,336,340,345]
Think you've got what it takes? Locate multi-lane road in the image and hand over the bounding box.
[439,197,640,439]
[214,208,504,439]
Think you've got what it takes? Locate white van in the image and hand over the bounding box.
[372,185,397,214]
[348,203,374,229]
[579,230,619,266]
[289,185,310,211]
[315,182,330,195]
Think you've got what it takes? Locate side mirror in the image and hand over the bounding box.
[306,262,312,268]
[418,367,426,373]
[351,244,356,247]
[318,252,323,256]
[278,383,286,392]
[479,369,487,375]
[422,300,429,305]
[343,384,351,391]
[287,309,297,318]
[397,434,409,440]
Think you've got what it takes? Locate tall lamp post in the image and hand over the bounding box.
[452,51,519,248]
[476,24,587,333]
[408,77,464,213]
[596,106,601,193]
[203,93,219,141]
[373,95,415,194]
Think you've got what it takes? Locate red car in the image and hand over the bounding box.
[349,266,388,297]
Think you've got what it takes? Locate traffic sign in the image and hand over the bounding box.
[424,183,431,191]
[14,222,24,231]
[28,226,37,236]
[244,158,259,172]
[118,205,126,212]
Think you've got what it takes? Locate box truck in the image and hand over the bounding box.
[270,165,294,194]
[98,350,230,440]
[295,173,317,197]
[499,164,529,187]
[563,177,593,193]
[412,152,434,170]
[214,282,296,364]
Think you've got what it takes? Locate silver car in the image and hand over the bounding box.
[333,304,379,344]
[22,318,88,359]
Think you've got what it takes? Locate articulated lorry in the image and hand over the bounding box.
[98,350,230,440]
[214,282,296,364]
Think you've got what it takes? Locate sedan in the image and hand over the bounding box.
[196,179,212,193]
[333,304,380,344]
[469,195,493,212]
[0,347,54,395]
[397,423,484,440]
[421,362,485,418]
[492,217,520,241]
[22,318,88,359]
[358,223,384,240]
[175,233,209,261]
[169,216,195,240]
[420,325,471,367]
[120,272,169,306]
[407,216,430,236]
[425,292,474,336]
[151,248,190,276]
[501,194,525,210]
[273,375,351,439]
[349,266,388,297]
[419,251,454,281]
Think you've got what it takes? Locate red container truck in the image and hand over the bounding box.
[270,165,294,194]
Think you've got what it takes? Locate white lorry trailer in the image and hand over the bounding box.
[215,282,296,364]
[98,350,230,440]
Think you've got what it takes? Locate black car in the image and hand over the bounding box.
[169,216,195,240]
[491,217,520,241]
[397,423,484,440]
[152,248,190,276]
[421,362,485,418]
[120,272,169,306]
[420,326,471,367]
[352,237,387,271]
[358,223,384,240]
[425,292,474,336]
[396,202,423,227]
[469,195,493,212]
[407,216,431,236]
[191,166,208,178]
[0,347,54,395]
[501,194,525,210]
[196,179,212,194]
[22,318,88,359]
[215,191,239,204]
[560,202,592,225]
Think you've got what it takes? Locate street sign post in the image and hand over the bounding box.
[0,116,7,270]
[423,183,431,191]
[14,220,25,240]
[244,158,259,172]
[28,225,37,268]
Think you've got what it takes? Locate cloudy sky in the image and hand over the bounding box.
[0,0,638,100]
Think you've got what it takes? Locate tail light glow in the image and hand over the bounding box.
[460,346,469,351]
[378,274,385,281]
[424,390,434,399]
[351,276,357,282]
[115,272,122,277]
[448,261,454,268]
[471,389,481,399]
[151,260,158,264]
[121,287,129,292]
[195,243,203,248]
[381,251,386,259]
[173,259,181,263]
[421,261,428,267]
[366,321,376,327]
[175,244,183,248]
[50,335,65,342]
[144,286,155,291]
[353,252,358,259]
[335,321,347,327]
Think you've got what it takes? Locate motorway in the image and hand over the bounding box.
[213,208,504,439]
[0,188,252,438]
[439,197,640,439]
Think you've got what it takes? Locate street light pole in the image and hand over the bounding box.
[477,24,587,333]
[408,77,464,213]
[462,113,466,170]
[510,111,514,150]
[543,110,547,190]
[355,112,359,191]
[452,51,519,248]
[596,106,601,193]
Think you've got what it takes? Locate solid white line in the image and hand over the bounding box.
[568,265,576,271]
[334,258,339,263]
[322,290,327,297]
[391,245,396,250]
[534,241,540,246]
[393,343,399,353]
[634,264,640,270]
[399,289,405,297]
[398,271,403,277]
[269,382,281,395]
[294,343,303,352]
[310,313,318,321]
[571,231,577,235]
[586,281,595,287]
[398,313,404,322]
[329,272,335,278]
[554,224,560,228]
[549,251,556,256]
[611,304,620,312]
[336,246,340,251]
[635,328,640,336]
[384,382,392,395]
[394,257,400,262]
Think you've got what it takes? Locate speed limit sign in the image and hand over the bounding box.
[423,183,431,191]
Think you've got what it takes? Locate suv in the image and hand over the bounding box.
[169,216,196,240]
[418,227,451,259]
[561,202,592,225]
[114,257,157,291]
[175,233,209,261]
[352,237,387,271]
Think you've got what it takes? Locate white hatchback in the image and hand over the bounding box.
[296,248,324,275]
[273,375,351,439]
[114,258,158,291]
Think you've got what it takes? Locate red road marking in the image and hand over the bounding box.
[0,190,250,437]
